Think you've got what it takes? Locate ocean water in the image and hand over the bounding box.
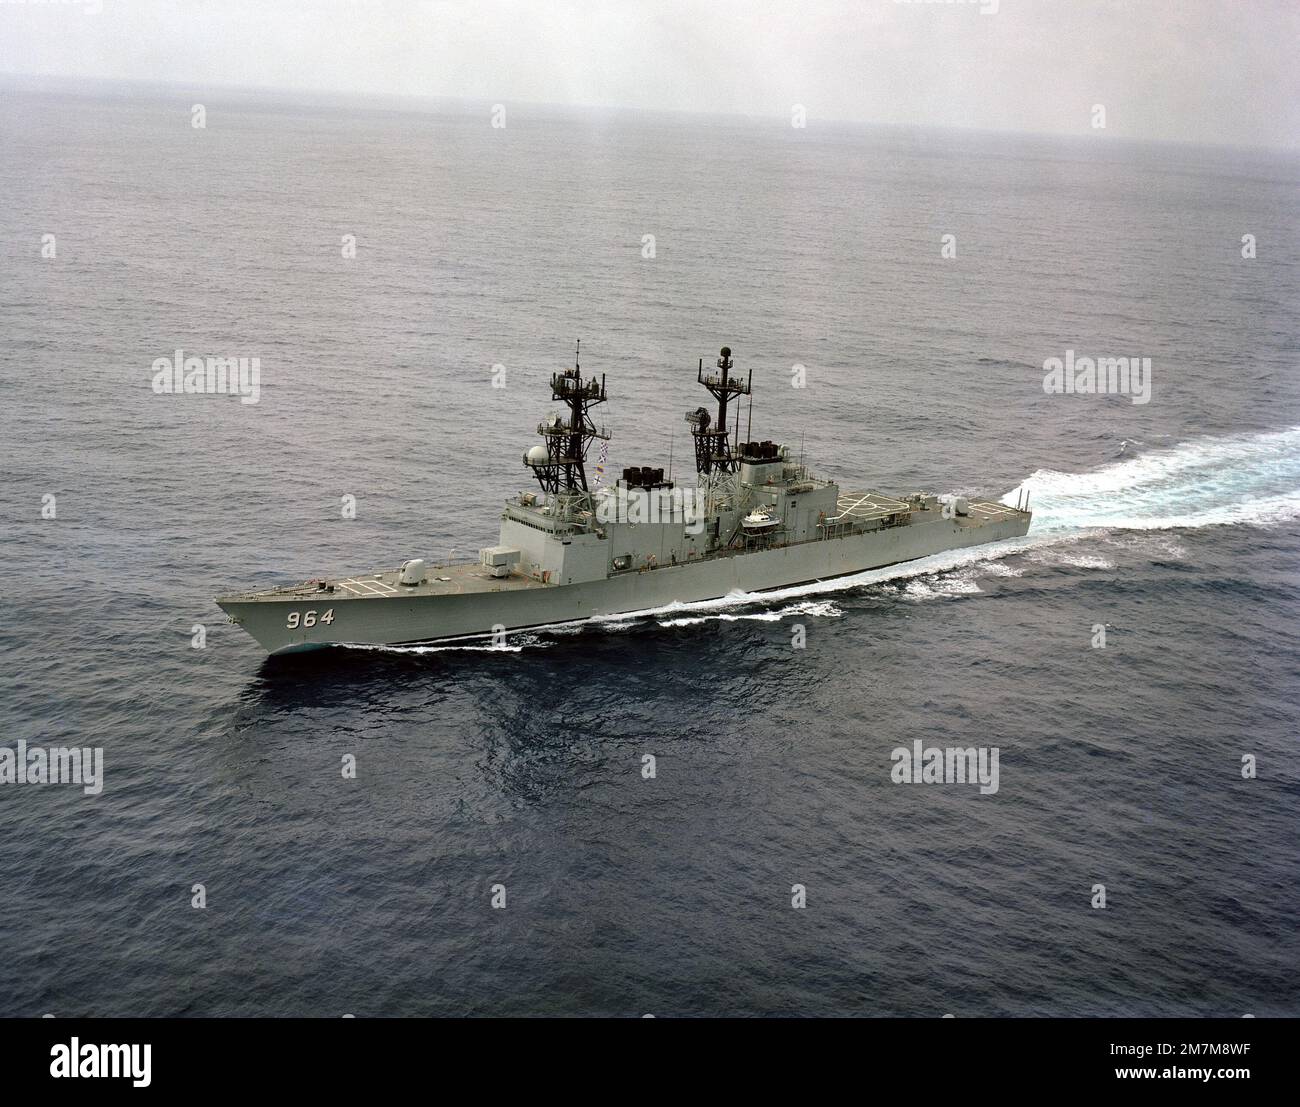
[1,78,1298,1017]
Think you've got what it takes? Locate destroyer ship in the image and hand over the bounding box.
[216,345,1032,653]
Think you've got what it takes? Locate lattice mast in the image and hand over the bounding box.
[525,339,610,499]
[685,345,751,475]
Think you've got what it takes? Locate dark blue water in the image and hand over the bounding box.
[2,79,1298,1016]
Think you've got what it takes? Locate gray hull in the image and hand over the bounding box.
[218,511,1029,655]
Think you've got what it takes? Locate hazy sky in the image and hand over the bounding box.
[2,0,1297,148]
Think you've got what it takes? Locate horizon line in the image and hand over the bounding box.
[2,69,1297,156]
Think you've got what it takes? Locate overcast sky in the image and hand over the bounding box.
[2,0,1297,148]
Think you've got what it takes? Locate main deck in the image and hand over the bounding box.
[216,561,546,604]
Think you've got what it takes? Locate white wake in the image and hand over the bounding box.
[1002,425,1300,533]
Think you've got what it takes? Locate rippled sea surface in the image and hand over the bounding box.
[2,79,1298,1017]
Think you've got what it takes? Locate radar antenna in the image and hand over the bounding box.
[523,340,610,497]
[685,345,751,474]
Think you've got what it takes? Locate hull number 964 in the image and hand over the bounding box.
[286,609,335,629]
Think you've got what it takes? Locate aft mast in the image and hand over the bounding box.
[522,339,611,519]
